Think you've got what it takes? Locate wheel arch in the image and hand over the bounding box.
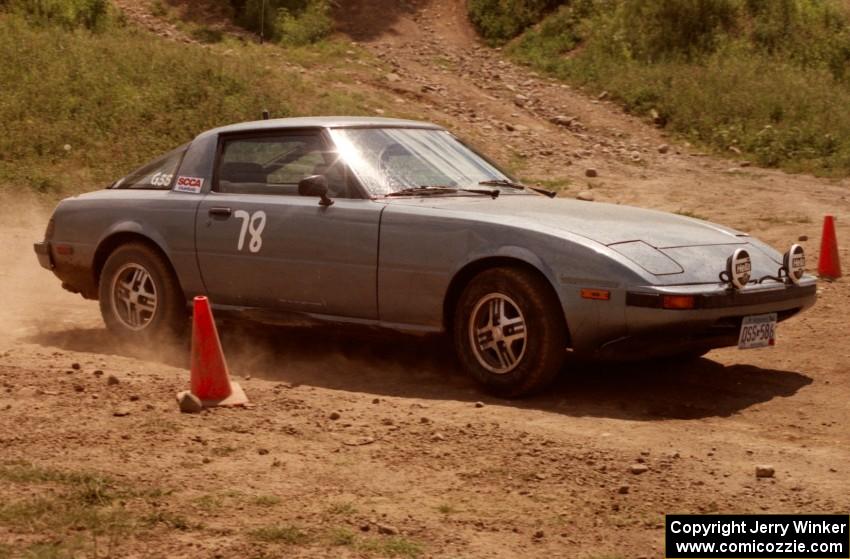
[92,230,182,295]
[442,255,571,346]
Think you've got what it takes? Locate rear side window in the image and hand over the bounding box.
[113,144,188,190]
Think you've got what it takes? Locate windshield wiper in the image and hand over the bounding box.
[479,179,557,199]
[385,186,500,199]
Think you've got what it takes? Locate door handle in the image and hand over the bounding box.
[209,207,232,217]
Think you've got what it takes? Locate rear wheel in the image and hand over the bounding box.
[453,267,568,398]
[98,243,186,340]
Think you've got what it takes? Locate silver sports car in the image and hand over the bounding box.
[34,117,816,396]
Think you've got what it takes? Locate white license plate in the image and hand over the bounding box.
[738,313,777,349]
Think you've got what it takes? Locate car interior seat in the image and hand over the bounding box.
[220,162,267,183]
[312,161,350,198]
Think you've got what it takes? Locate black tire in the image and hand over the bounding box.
[453,267,568,398]
[98,242,186,340]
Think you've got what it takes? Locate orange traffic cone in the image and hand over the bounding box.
[818,215,842,280]
[176,296,248,409]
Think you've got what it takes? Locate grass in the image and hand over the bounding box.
[757,214,812,224]
[1,484,132,556]
[278,38,377,70]
[210,445,238,457]
[0,462,195,556]
[0,9,382,198]
[193,493,226,509]
[314,526,425,557]
[474,0,850,176]
[357,536,423,558]
[326,526,357,546]
[250,524,311,544]
[247,522,422,556]
[325,501,357,516]
[2,463,424,557]
[252,495,283,507]
[675,209,709,220]
[143,510,193,530]
[436,503,457,514]
[0,461,110,485]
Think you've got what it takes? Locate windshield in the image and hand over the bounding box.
[329,127,515,196]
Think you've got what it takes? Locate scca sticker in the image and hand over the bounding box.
[174,176,204,194]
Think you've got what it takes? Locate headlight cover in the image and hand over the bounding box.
[725,248,752,289]
[783,244,806,284]
[608,241,683,275]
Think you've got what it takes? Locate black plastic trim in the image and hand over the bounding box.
[626,284,816,309]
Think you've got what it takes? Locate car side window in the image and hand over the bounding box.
[217,134,352,198]
[113,144,187,190]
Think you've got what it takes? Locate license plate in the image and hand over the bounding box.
[738,313,777,349]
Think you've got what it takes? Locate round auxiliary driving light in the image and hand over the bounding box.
[783,244,806,285]
[726,248,752,289]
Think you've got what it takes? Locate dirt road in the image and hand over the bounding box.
[1,1,849,557]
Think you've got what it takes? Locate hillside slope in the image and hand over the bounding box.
[0,4,387,199]
[470,0,850,175]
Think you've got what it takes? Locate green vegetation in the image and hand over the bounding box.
[1,461,425,557]
[210,445,238,457]
[470,0,850,175]
[247,522,423,556]
[143,510,193,530]
[326,526,356,546]
[0,6,374,196]
[2,0,111,30]
[325,501,357,516]
[252,494,283,507]
[675,209,709,221]
[230,0,332,46]
[467,0,561,45]
[357,535,423,558]
[250,524,311,544]
[0,461,168,557]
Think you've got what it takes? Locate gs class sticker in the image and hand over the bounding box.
[174,176,205,193]
[149,172,173,187]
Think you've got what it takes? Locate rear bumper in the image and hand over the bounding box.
[33,240,98,298]
[33,241,53,269]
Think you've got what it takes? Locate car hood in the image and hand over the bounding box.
[383,194,744,248]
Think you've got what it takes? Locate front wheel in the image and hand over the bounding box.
[98,243,186,340]
[453,267,568,398]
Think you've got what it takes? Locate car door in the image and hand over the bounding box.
[194,129,382,319]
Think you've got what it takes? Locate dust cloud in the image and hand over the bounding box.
[0,196,100,346]
[0,194,461,393]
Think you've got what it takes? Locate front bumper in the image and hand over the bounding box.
[596,279,816,360]
[33,241,53,270]
[626,281,817,310]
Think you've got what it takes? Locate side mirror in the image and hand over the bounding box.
[298,175,334,207]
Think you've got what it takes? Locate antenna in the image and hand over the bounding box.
[262,110,270,120]
[259,0,266,44]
